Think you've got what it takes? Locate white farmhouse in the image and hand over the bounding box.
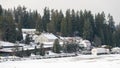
[35,33,58,44]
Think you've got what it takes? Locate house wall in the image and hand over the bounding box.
[35,33,57,44]
[35,35,48,43]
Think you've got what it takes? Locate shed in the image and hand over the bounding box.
[91,48,109,55]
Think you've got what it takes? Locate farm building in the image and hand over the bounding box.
[91,48,110,55]
[111,47,120,54]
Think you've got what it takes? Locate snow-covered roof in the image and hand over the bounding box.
[112,47,120,50]
[0,41,14,47]
[0,48,13,52]
[82,40,91,43]
[41,33,57,39]
[32,35,39,40]
[22,29,36,32]
[42,42,63,45]
[111,47,120,53]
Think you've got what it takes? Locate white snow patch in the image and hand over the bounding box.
[0,54,120,68]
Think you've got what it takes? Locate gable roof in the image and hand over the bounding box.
[22,29,36,32]
[41,33,57,39]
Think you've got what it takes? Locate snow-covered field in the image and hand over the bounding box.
[0,54,120,68]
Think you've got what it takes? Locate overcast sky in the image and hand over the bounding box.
[0,0,120,24]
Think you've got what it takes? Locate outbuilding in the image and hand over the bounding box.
[91,48,109,55]
[111,47,120,54]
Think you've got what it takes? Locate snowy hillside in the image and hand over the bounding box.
[0,54,120,68]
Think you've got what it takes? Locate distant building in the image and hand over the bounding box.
[60,37,82,43]
[22,29,36,35]
[34,33,64,50]
[91,48,109,55]
[111,47,120,54]
[0,41,23,56]
[35,33,58,44]
[22,29,36,40]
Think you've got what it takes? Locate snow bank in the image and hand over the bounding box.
[0,54,120,68]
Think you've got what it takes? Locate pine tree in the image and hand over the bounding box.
[94,12,106,45]
[57,10,64,32]
[93,35,102,47]
[36,15,43,32]
[0,5,2,15]
[83,19,93,41]
[42,7,50,31]
[25,34,31,44]
[39,43,45,56]
[25,49,31,56]
[71,10,77,34]
[34,46,37,55]
[107,14,115,46]
[66,9,72,36]
[47,9,56,33]
[53,39,61,53]
[79,11,84,36]
[2,12,17,43]
[61,18,67,36]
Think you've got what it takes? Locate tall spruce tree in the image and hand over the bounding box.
[61,18,67,36]
[36,15,43,32]
[25,34,31,44]
[83,19,93,41]
[53,39,61,53]
[0,5,2,15]
[66,9,72,36]
[42,7,50,31]
[39,43,45,56]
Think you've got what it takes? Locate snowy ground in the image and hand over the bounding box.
[0,54,120,68]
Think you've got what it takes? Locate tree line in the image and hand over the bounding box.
[0,5,120,47]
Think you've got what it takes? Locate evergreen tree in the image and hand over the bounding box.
[47,9,56,33]
[66,9,72,36]
[34,46,37,55]
[36,15,43,32]
[25,49,31,56]
[39,43,45,56]
[61,18,67,36]
[0,5,2,15]
[94,12,106,45]
[65,43,79,53]
[21,47,25,57]
[107,14,115,46]
[79,11,84,36]
[57,10,64,32]
[83,19,93,41]
[53,39,61,53]
[2,11,17,43]
[25,34,31,44]
[113,24,120,47]
[93,35,102,47]
[42,7,50,31]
